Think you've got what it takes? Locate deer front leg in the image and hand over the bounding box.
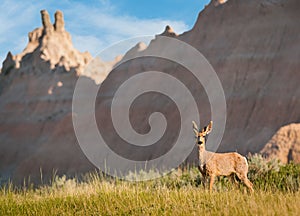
[209,175,215,192]
[201,174,207,189]
[198,165,207,188]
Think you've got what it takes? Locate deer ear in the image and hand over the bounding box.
[192,121,198,130]
[192,121,199,137]
[206,121,213,134]
[193,128,198,137]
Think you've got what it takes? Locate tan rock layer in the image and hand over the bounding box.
[261,124,300,163]
[0,10,117,184]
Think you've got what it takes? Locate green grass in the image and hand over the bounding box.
[0,156,300,215]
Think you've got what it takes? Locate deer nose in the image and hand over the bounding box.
[198,140,203,144]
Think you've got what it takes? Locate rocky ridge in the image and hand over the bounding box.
[261,123,300,163]
[0,10,117,183]
[0,0,300,183]
[95,0,300,164]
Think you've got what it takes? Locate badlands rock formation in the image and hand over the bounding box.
[213,0,229,7]
[0,10,116,184]
[160,25,178,37]
[182,0,300,154]
[261,124,300,163]
[95,0,300,165]
[7,10,91,75]
[179,0,300,155]
[0,0,299,184]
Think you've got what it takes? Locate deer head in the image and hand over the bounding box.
[192,121,213,150]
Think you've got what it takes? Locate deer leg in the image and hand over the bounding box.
[243,177,254,193]
[198,166,207,188]
[209,175,215,192]
[237,173,254,193]
[229,174,239,188]
[202,175,207,189]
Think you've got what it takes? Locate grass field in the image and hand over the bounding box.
[0,155,299,215]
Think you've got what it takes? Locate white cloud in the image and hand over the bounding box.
[0,0,189,64]
[84,12,188,37]
[0,0,43,63]
[66,3,188,57]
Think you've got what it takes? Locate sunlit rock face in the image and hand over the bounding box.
[178,0,300,155]
[261,124,300,164]
[0,0,300,184]
[214,0,228,7]
[95,0,300,165]
[0,10,118,184]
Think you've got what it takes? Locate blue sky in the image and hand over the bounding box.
[0,0,210,64]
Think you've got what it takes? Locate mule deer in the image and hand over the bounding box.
[193,121,254,192]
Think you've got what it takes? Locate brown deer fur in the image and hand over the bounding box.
[193,121,254,192]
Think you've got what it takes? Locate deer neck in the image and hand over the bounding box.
[198,145,208,165]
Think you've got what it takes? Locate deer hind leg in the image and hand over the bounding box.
[243,177,254,193]
[236,173,254,193]
[229,174,239,188]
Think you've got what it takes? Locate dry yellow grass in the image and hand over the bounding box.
[0,166,300,216]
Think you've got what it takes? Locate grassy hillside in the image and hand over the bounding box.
[0,155,299,215]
